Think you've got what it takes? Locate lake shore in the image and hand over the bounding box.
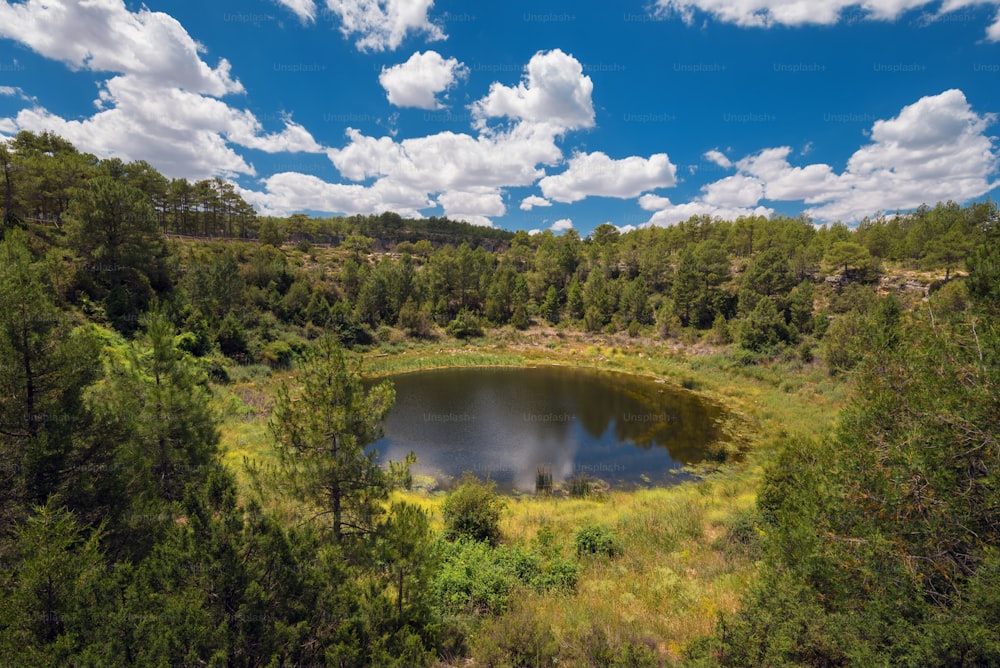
[216,332,847,661]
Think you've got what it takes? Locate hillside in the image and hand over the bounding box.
[1,131,999,666]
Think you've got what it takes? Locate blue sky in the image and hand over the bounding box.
[1,0,999,236]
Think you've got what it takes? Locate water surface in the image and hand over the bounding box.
[370,365,725,492]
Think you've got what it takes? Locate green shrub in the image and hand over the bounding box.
[434,539,517,616]
[574,525,623,558]
[442,473,505,545]
[445,309,484,339]
[261,340,293,369]
[433,539,578,617]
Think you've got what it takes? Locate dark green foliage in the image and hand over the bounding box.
[965,223,1000,309]
[258,217,283,247]
[575,525,623,558]
[710,313,731,345]
[787,280,815,333]
[737,247,796,316]
[567,278,585,319]
[824,240,870,276]
[434,538,577,617]
[67,175,168,328]
[540,284,561,324]
[0,504,111,665]
[0,230,103,529]
[693,304,1000,666]
[445,308,484,339]
[673,240,731,328]
[442,474,505,545]
[375,502,440,646]
[736,297,791,352]
[215,311,249,360]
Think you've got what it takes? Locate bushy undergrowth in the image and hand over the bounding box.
[575,524,624,558]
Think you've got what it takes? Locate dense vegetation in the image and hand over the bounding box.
[0,131,997,665]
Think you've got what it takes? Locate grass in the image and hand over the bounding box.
[214,333,847,664]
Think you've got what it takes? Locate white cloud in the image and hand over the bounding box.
[242,48,607,224]
[241,171,432,217]
[233,117,325,154]
[328,122,562,193]
[551,218,574,232]
[0,1,329,181]
[520,195,552,211]
[736,147,844,202]
[539,152,677,203]
[643,197,774,226]
[653,0,1000,40]
[808,89,998,219]
[658,89,999,224]
[438,189,505,226]
[7,75,325,179]
[700,174,765,208]
[990,8,1000,40]
[639,182,772,226]
[704,149,732,168]
[471,49,595,132]
[0,0,243,95]
[638,194,672,211]
[325,0,445,52]
[379,51,468,110]
[275,0,318,23]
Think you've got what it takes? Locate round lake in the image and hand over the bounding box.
[370,366,726,492]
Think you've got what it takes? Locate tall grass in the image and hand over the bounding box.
[213,336,846,663]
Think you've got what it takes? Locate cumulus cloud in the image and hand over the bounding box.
[326,0,445,51]
[0,0,243,95]
[539,152,677,203]
[520,195,552,211]
[471,49,595,132]
[437,189,505,226]
[7,75,325,179]
[274,0,318,23]
[0,1,328,180]
[551,218,574,232]
[240,171,432,218]
[243,49,605,221]
[704,149,732,168]
[652,0,1000,41]
[328,122,562,193]
[641,194,773,226]
[700,174,765,208]
[990,7,1000,40]
[645,89,999,225]
[805,89,998,220]
[379,51,468,110]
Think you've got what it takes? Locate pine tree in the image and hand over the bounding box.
[0,230,102,529]
[540,285,561,324]
[269,335,397,543]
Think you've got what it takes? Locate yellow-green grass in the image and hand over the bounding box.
[215,337,847,660]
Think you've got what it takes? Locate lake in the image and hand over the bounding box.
[370,365,726,493]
